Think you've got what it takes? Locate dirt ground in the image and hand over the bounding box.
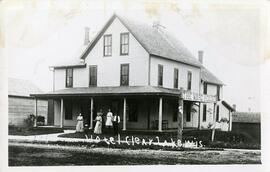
[9,142,261,165]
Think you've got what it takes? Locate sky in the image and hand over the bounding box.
[3,0,269,112]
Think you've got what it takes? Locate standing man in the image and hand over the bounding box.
[113,113,121,135]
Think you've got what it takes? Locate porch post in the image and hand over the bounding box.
[90,98,94,129]
[60,98,64,128]
[198,102,201,129]
[158,97,163,132]
[211,103,217,142]
[177,98,184,141]
[34,98,37,127]
[123,97,127,131]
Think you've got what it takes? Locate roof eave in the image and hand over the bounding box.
[50,63,87,69]
[201,79,224,86]
[150,54,201,68]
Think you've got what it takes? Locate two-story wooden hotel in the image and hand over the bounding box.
[32,14,234,132]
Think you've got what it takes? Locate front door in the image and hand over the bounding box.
[80,99,90,126]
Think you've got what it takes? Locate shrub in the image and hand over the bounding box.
[36,116,45,126]
[24,114,36,129]
[219,118,229,123]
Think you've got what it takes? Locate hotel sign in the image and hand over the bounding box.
[181,91,217,103]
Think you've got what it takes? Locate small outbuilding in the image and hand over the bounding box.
[8,78,48,127]
[232,112,261,142]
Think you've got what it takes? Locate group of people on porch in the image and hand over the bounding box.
[75,108,121,135]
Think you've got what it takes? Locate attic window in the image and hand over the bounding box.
[103,34,112,56]
[120,33,129,55]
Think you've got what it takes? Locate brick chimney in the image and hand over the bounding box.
[84,27,90,45]
[198,50,203,64]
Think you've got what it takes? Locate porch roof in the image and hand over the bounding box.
[30,86,182,98]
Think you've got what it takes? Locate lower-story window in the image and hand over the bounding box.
[185,103,191,122]
[65,100,73,120]
[216,105,220,122]
[203,104,207,122]
[127,101,138,122]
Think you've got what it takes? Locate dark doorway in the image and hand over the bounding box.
[80,99,91,126]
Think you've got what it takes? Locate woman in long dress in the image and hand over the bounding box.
[94,113,102,134]
[76,113,84,132]
[105,109,113,128]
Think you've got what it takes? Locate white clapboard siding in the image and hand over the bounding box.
[8,96,48,126]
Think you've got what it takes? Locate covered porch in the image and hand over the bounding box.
[31,86,216,132]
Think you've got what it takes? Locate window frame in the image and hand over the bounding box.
[203,104,207,122]
[203,82,208,94]
[173,68,179,89]
[186,104,191,122]
[89,65,97,86]
[216,105,220,122]
[120,64,129,86]
[158,64,163,86]
[103,34,112,57]
[65,68,73,88]
[217,86,220,100]
[120,32,129,55]
[187,71,192,90]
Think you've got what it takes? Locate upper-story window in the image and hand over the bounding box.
[66,68,73,88]
[203,83,207,94]
[158,64,163,86]
[89,65,97,86]
[174,68,179,89]
[103,34,112,56]
[120,33,129,55]
[187,71,192,90]
[217,86,220,100]
[120,64,129,86]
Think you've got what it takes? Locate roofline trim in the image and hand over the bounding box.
[222,100,235,111]
[30,92,181,98]
[201,79,224,86]
[50,63,87,69]
[150,54,201,69]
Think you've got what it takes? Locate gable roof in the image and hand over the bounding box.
[232,112,260,123]
[201,66,224,85]
[80,14,202,68]
[8,78,43,97]
[221,100,235,111]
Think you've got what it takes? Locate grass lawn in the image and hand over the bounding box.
[58,129,260,149]
[8,143,261,165]
[9,126,64,136]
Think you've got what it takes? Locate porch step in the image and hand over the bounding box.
[63,130,76,134]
